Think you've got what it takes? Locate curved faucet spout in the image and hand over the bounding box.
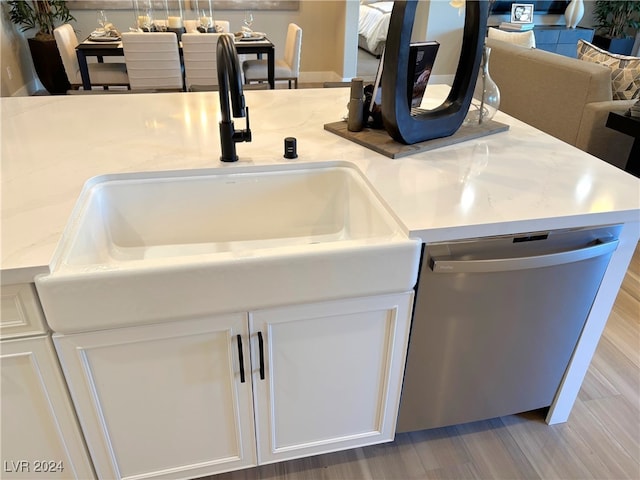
[217,34,252,162]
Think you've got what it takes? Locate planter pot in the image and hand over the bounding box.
[592,34,636,56]
[27,37,70,94]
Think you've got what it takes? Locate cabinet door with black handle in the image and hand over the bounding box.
[54,313,256,480]
[249,292,414,465]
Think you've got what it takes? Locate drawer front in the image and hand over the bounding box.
[556,43,580,58]
[537,44,558,54]
[534,29,560,44]
[558,28,594,44]
[1,284,48,338]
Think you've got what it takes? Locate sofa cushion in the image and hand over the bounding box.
[577,39,640,100]
[487,37,612,147]
[488,28,536,48]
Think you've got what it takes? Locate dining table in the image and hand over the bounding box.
[75,33,276,90]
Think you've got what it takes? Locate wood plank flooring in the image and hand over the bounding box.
[208,244,640,480]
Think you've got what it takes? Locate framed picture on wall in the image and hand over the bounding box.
[510,3,534,23]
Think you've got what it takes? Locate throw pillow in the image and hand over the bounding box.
[488,27,536,48]
[577,39,640,100]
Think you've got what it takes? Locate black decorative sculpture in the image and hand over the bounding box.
[382,0,489,144]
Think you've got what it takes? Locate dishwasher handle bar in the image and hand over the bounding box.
[430,238,619,274]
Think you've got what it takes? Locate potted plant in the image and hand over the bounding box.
[7,1,76,94]
[592,0,640,55]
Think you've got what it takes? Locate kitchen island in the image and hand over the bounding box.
[1,86,639,479]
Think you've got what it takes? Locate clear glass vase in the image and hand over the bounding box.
[464,46,500,125]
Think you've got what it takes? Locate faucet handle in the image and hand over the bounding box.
[233,106,252,143]
[244,106,251,140]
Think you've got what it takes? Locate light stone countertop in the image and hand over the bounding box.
[2,86,639,284]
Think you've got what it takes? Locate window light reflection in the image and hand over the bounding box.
[575,174,592,203]
[182,98,216,138]
[200,109,209,130]
[590,196,614,213]
[460,184,475,212]
[183,105,193,131]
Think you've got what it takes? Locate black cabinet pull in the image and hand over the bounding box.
[258,331,265,380]
[236,334,245,383]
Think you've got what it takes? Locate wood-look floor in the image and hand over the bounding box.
[209,244,640,480]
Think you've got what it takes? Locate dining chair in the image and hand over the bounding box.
[215,20,230,33]
[182,33,234,91]
[242,23,302,89]
[487,27,536,48]
[121,32,184,91]
[54,24,129,91]
[184,20,198,33]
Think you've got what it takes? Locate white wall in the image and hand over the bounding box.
[343,0,360,81]
[0,5,43,96]
[423,0,464,84]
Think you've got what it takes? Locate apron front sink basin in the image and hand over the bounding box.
[36,162,420,333]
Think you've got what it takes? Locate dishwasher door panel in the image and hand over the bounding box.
[397,226,619,433]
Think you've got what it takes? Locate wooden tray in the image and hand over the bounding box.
[324,119,509,159]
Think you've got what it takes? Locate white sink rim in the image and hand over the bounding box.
[51,161,410,274]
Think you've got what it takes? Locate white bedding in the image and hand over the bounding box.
[358,1,393,56]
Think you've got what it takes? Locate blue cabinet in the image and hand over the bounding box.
[533,26,594,58]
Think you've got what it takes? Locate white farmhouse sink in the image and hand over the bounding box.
[36,162,421,333]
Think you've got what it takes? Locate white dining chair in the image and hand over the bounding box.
[121,32,184,91]
[54,24,129,90]
[242,23,302,89]
[215,20,230,33]
[184,20,198,33]
[182,33,233,91]
[487,27,536,48]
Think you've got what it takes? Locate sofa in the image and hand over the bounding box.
[486,37,635,170]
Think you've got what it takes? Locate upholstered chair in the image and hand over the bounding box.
[242,23,302,89]
[54,24,129,90]
[121,32,184,91]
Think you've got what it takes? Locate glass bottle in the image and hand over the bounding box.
[194,0,215,33]
[464,46,500,125]
[166,0,185,30]
[134,0,156,31]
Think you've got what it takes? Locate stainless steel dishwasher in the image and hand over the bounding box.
[397,224,620,433]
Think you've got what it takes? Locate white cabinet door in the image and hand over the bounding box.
[250,292,413,465]
[1,335,95,479]
[53,313,256,480]
[1,283,48,338]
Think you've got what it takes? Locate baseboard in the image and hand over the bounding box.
[299,71,343,84]
[11,85,31,97]
[13,78,43,96]
[335,73,453,88]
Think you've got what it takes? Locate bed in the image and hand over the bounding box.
[358,1,394,57]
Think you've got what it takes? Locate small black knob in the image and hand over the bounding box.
[284,137,297,159]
